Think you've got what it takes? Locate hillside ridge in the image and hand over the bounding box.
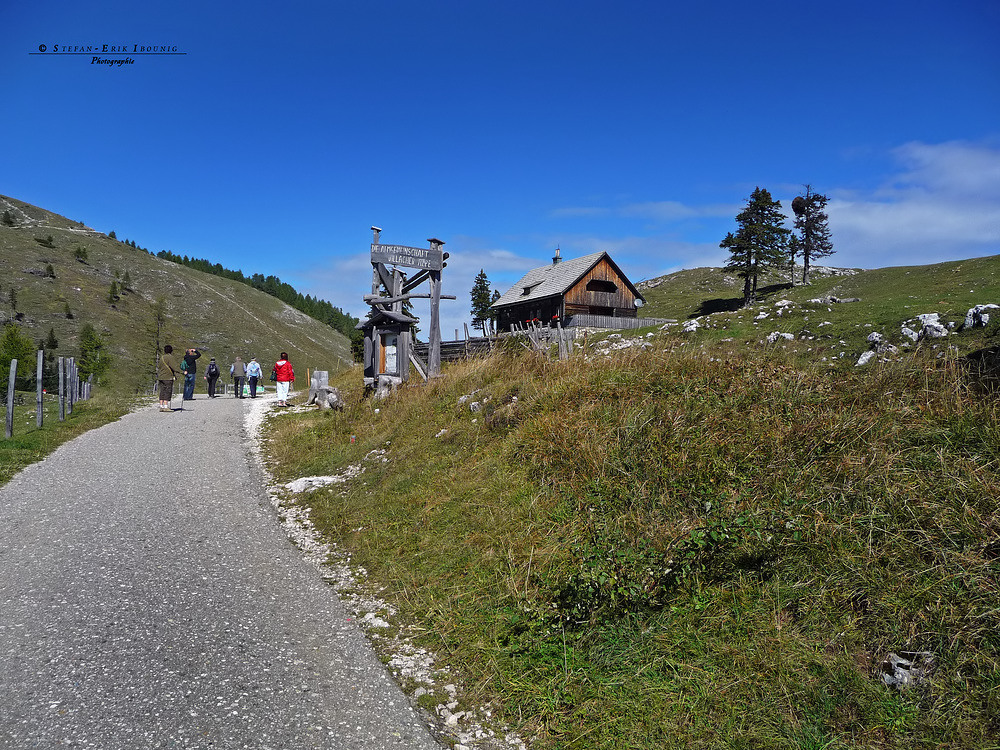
[1,194,353,393]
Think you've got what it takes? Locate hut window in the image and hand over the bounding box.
[521,282,541,296]
[586,279,618,293]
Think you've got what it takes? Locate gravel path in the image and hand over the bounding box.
[0,395,443,750]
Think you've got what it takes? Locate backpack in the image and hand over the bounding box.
[207,363,219,377]
[180,358,188,372]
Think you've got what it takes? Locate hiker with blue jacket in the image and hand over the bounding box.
[246,357,263,398]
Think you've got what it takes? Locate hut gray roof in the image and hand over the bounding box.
[491,251,644,309]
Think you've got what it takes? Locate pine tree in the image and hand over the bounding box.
[41,328,59,391]
[470,269,494,335]
[722,187,791,306]
[78,323,109,382]
[0,323,35,389]
[791,186,834,284]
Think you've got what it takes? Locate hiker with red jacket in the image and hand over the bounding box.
[273,352,294,407]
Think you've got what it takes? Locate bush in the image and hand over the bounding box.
[0,323,36,390]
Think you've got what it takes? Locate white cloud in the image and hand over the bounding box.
[887,140,1000,199]
[830,139,1000,267]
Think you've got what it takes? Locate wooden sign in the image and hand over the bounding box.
[370,243,444,271]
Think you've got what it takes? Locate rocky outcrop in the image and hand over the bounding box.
[962,304,998,330]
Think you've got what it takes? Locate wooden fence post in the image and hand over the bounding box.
[58,356,65,421]
[5,359,16,439]
[67,357,75,415]
[36,350,44,428]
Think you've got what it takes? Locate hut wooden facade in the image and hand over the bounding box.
[491,251,645,330]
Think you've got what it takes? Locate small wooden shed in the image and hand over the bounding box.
[491,250,645,330]
[356,308,418,390]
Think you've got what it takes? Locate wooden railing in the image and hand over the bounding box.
[564,313,676,330]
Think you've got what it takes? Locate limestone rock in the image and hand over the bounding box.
[878,651,935,689]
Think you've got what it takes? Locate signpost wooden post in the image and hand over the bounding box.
[427,239,444,378]
[359,228,455,391]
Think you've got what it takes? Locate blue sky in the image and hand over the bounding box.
[3,0,998,337]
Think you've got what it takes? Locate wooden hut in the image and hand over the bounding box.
[491,250,645,330]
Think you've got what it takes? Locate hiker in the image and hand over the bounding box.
[182,348,201,401]
[273,352,294,407]
[246,357,262,398]
[157,345,184,412]
[204,357,221,398]
[230,356,246,398]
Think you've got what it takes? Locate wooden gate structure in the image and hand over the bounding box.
[357,227,455,392]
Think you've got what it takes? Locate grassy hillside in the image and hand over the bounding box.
[637,257,1000,363]
[1,194,352,393]
[260,270,999,748]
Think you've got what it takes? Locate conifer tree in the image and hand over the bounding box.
[791,185,834,284]
[722,187,791,306]
[0,323,35,388]
[470,269,494,335]
[78,323,109,382]
[41,328,59,390]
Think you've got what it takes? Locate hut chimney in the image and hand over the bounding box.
[552,247,562,265]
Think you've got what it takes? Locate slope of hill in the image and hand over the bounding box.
[636,256,1000,361]
[1,195,352,393]
[261,339,999,749]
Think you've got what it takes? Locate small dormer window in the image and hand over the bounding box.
[586,279,618,293]
[522,282,541,296]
